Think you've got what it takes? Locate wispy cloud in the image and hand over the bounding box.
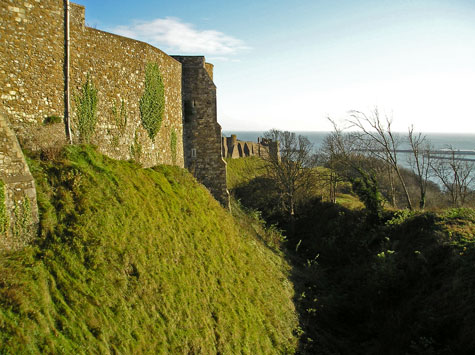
[111,17,249,57]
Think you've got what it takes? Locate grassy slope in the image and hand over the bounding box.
[0,146,298,354]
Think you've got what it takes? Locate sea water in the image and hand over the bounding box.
[222,131,475,152]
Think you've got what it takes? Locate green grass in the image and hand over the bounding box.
[225,156,268,190]
[334,193,364,210]
[0,145,298,354]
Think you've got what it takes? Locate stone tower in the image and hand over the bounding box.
[172,56,230,208]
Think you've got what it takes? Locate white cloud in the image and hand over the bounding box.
[111,17,248,56]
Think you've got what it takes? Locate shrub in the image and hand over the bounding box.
[139,63,165,140]
[350,168,384,222]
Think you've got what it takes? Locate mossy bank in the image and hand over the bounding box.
[0,146,298,354]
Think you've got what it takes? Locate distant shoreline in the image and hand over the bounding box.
[222,131,475,151]
[223,130,475,135]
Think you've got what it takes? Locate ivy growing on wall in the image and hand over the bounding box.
[75,74,98,143]
[0,179,8,236]
[12,197,32,246]
[111,98,128,135]
[139,63,165,140]
[170,130,177,164]
[0,182,33,248]
[130,130,142,162]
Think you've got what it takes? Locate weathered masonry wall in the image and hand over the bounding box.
[222,135,278,159]
[69,4,183,167]
[0,0,184,168]
[173,56,229,207]
[0,0,64,135]
[0,114,38,250]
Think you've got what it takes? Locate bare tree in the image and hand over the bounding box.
[430,147,475,207]
[407,126,432,209]
[262,129,315,222]
[320,120,361,203]
[320,119,387,217]
[347,109,413,210]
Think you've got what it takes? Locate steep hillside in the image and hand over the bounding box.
[0,146,298,354]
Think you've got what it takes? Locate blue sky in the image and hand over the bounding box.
[76,0,475,133]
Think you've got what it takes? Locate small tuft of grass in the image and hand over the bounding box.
[43,116,62,125]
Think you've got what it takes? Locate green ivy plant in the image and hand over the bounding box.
[170,130,177,164]
[139,63,165,140]
[110,98,128,148]
[12,197,32,245]
[130,130,142,162]
[75,74,98,143]
[111,98,128,135]
[0,180,8,236]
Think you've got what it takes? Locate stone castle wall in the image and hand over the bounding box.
[222,135,279,160]
[173,56,229,207]
[0,1,230,245]
[1,0,184,168]
[1,1,65,134]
